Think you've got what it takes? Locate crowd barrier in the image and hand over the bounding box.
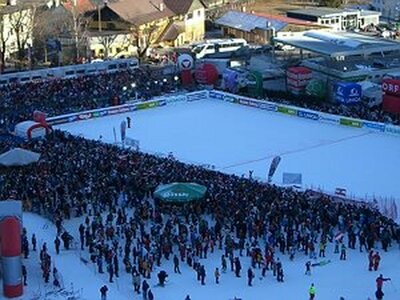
[208,90,400,137]
[46,89,400,137]
[46,90,209,126]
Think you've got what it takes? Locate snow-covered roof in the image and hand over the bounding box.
[215,11,287,33]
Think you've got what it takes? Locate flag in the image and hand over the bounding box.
[120,120,127,144]
[267,156,281,183]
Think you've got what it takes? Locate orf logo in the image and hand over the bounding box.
[349,88,359,97]
[177,54,194,71]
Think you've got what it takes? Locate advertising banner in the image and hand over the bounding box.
[120,120,126,143]
[268,156,281,183]
[297,110,319,120]
[209,91,224,100]
[246,71,263,98]
[385,124,400,136]
[363,122,385,132]
[334,82,362,104]
[278,106,297,115]
[223,68,240,93]
[339,118,362,128]
[259,102,277,112]
[382,79,400,97]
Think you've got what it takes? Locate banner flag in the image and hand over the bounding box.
[267,156,281,183]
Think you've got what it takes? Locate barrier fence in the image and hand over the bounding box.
[208,90,400,137]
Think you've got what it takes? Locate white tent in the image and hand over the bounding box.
[14,121,50,140]
[0,148,41,166]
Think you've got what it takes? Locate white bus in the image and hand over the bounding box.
[191,39,247,59]
[0,58,139,86]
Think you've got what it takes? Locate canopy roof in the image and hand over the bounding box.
[0,148,40,166]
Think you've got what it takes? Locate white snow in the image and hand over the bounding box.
[4,98,400,300]
[57,99,400,204]
[9,212,400,300]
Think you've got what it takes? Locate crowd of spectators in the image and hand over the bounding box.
[1,130,399,298]
[0,67,179,132]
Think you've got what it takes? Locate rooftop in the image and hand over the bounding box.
[215,11,288,33]
[287,7,380,18]
[274,30,400,57]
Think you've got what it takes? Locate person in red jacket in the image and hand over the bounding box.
[376,274,391,291]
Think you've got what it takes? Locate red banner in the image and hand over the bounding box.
[383,94,400,113]
[382,79,400,96]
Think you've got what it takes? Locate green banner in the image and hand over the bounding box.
[278,106,297,115]
[136,101,159,110]
[340,118,362,128]
[247,71,263,98]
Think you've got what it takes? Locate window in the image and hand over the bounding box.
[186,13,193,20]
[197,10,201,17]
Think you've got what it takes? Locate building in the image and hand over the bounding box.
[371,0,400,22]
[274,30,400,82]
[87,0,206,58]
[287,7,380,31]
[215,10,324,44]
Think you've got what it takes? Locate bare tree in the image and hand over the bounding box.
[129,23,158,59]
[0,14,11,72]
[68,0,90,61]
[97,32,119,58]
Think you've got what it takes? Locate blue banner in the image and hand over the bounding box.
[363,122,385,132]
[297,110,319,120]
[334,82,362,104]
[259,102,277,112]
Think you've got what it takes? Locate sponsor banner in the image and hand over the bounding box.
[187,92,207,101]
[363,122,385,132]
[319,114,339,125]
[209,91,224,100]
[223,94,237,103]
[268,156,281,183]
[385,124,400,136]
[158,99,167,106]
[77,112,92,120]
[166,95,187,103]
[277,106,297,116]
[382,79,400,96]
[297,110,319,121]
[340,118,362,128]
[239,98,250,106]
[259,102,277,112]
[47,117,71,125]
[136,101,160,110]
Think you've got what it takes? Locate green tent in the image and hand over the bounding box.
[154,182,207,203]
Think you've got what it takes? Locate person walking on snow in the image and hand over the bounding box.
[376,274,391,291]
[368,250,374,271]
[100,285,108,300]
[247,267,254,286]
[309,283,316,300]
[173,255,181,274]
[373,252,381,271]
[305,261,312,276]
[214,267,220,284]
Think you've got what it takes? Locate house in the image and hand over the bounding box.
[215,11,324,44]
[286,7,381,32]
[87,0,206,58]
[371,0,400,22]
